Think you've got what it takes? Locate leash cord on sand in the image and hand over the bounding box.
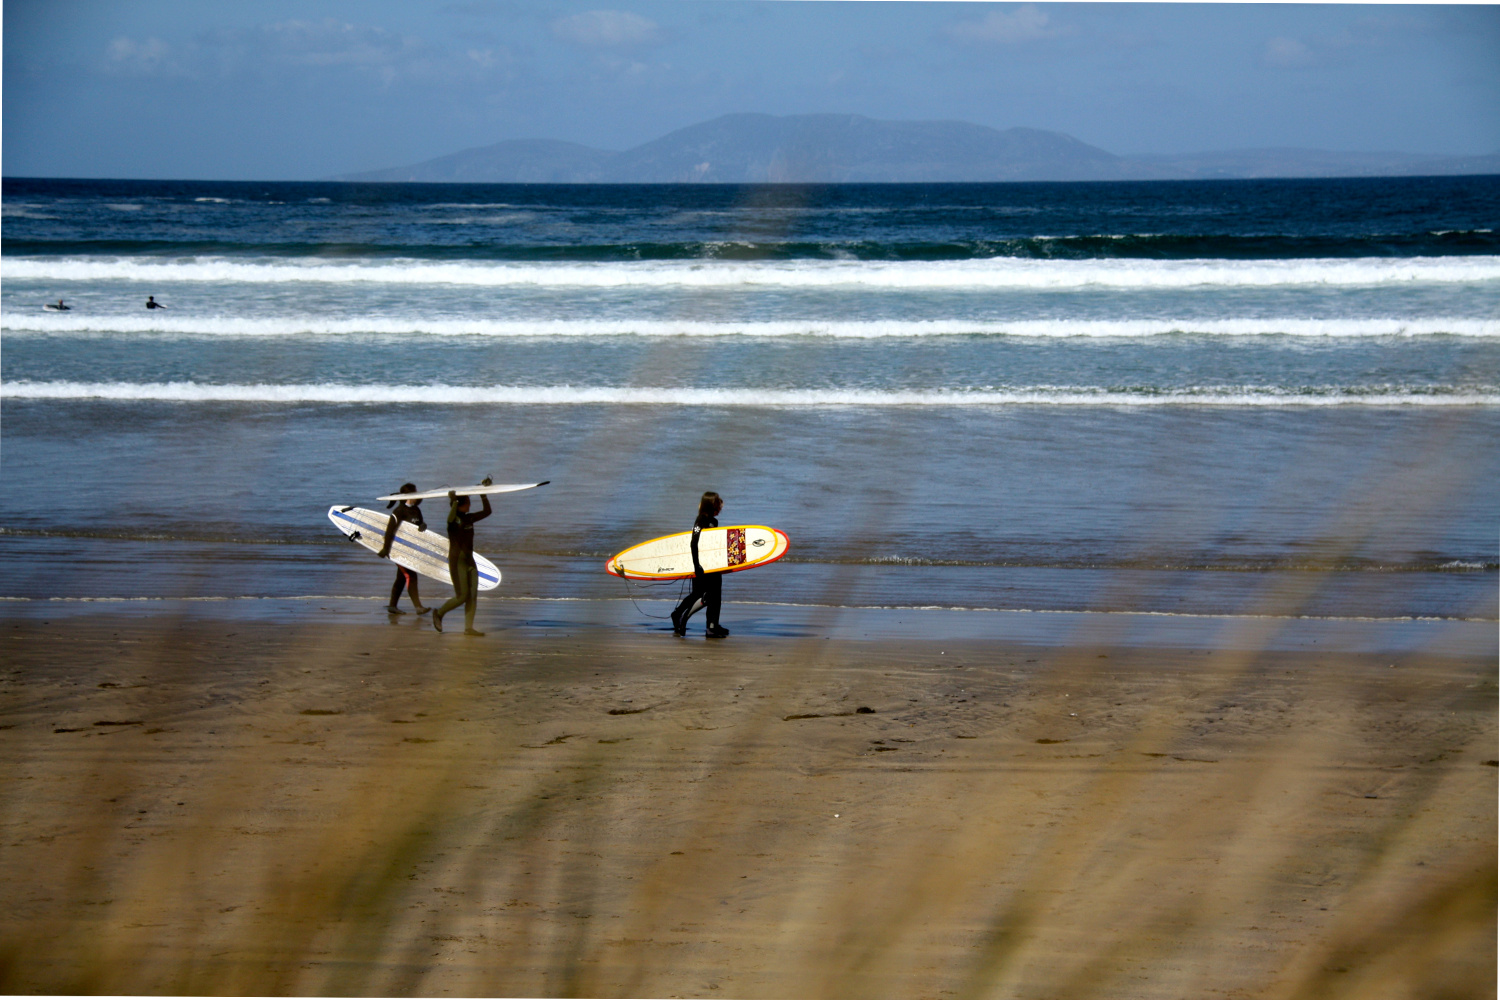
[618,574,687,620]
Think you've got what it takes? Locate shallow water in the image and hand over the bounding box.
[2,177,1496,619]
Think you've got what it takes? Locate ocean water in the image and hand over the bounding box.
[2,177,1497,621]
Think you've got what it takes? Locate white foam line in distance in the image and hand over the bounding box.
[5,255,1499,289]
[5,381,1498,407]
[0,595,383,602]
[3,594,1489,623]
[4,315,1499,339]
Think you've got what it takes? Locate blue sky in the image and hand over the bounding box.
[4,2,1498,180]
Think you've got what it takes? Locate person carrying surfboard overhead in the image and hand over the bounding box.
[378,483,430,616]
[433,478,493,636]
[672,491,730,638]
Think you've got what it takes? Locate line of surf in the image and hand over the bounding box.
[6,255,1499,289]
[0,594,1490,624]
[5,315,1499,339]
[6,381,1498,407]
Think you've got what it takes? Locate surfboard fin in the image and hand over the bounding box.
[340,505,356,512]
[345,531,362,543]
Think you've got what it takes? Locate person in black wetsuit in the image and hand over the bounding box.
[145,295,165,309]
[672,491,729,638]
[433,479,492,635]
[377,483,430,616]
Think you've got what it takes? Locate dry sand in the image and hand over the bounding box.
[0,609,1493,998]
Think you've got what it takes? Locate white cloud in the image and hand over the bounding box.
[101,19,511,88]
[552,10,663,49]
[256,19,416,70]
[1263,36,1315,68]
[104,36,178,75]
[946,5,1067,46]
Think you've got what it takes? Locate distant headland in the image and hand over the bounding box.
[331,113,1500,184]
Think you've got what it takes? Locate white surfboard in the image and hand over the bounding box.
[606,525,790,580]
[328,506,500,591]
[376,481,548,502]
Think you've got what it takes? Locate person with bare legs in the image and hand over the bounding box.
[377,482,430,615]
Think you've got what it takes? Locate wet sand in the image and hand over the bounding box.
[0,608,1494,998]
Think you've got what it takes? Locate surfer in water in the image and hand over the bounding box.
[378,483,430,616]
[672,491,730,638]
[433,478,493,636]
[45,300,70,311]
[145,295,165,309]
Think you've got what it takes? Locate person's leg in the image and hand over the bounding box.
[672,578,707,635]
[704,574,728,637]
[406,569,429,613]
[387,567,407,613]
[704,573,723,625]
[462,563,482,634]
[433,565,467,631]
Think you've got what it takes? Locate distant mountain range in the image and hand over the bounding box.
[331,113,1500,184]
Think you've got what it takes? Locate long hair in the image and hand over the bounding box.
[386,482,418,509]
[697,491,722,522]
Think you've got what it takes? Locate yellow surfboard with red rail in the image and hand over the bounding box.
[606,525,789,580]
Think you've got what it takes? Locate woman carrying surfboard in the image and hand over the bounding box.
[672,491,730,638]
[433,478,493,636]
[378,483,431,615]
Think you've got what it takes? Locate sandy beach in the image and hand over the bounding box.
[0,602,1492,998]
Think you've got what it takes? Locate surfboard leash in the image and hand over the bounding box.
[617,574,688,620]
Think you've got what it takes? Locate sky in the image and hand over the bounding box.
[3,1,1498,180]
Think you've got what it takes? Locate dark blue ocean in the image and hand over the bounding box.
[2,176,1497,620]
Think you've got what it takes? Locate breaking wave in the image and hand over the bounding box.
[6,254,1499,290]
[5,314,1499,340]
[5,380,1497,407]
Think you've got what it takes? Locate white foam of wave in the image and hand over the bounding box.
[0,594,379,602]
[5,314,1498,340]
[5,255,1498,290]
[6,380,1497,407]
[1,593,1485,622]
[424,202,524,210]
[427,214,538,226]
[1,206,60,220]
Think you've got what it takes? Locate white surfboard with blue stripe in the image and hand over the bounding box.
[327,506,501,591]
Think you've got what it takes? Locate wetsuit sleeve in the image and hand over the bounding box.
[448,496,461,528]
[690,525,704,576]
[471,494,492,523]
[379,514,399,557]
[412,506,427,531]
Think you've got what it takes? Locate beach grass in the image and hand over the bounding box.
[1,410,1495,998]
[0,594,1492,997]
